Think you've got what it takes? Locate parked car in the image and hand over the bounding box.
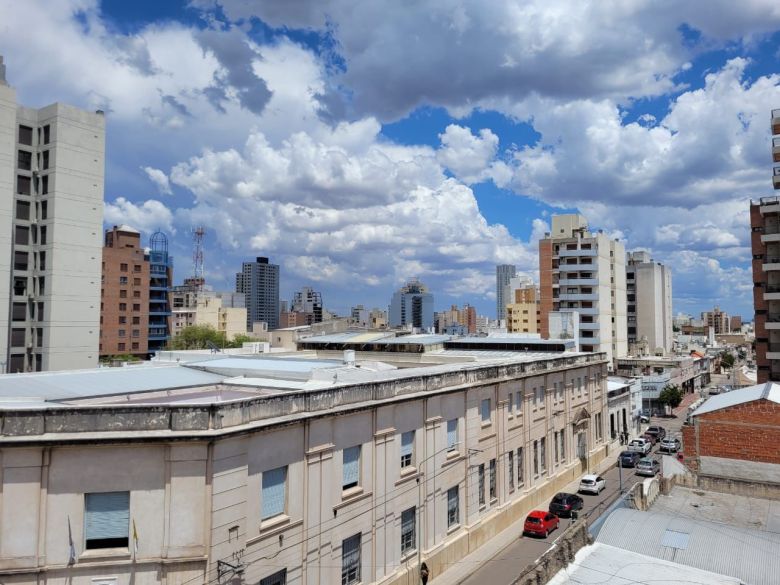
[619,451,642,467]
[636,458,661,476]
[579,474,606,494]
[642,433,658,445]
[549,492,584,517]
[659,437,681,453]
[627,438,652,455]
[646,426,667,440]
[639,412,651,423]
[524,510,560,537]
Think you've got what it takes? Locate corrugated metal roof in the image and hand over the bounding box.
[596,508,780,585]
[691,381,780,416]
[0,365,226,403]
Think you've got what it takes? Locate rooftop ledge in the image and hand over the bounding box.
[0,353,606,442]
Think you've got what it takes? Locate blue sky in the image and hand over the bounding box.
[3,0,780,321]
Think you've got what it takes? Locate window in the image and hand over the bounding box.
[516,392,522,413]
[560,431,566,463]
[41,175,49,194]
[118,329,126,337]
[119,316,127,324]
[131,342,139,350]
[133,278,141,285]
[447,486,459,528]
[400,431,414,468]
[16,175,31,195]
[39,251,46,271]
[11,328,25,347]
[40,200,47,220]
[119,276,128,285]
[120,290,127,298]
[133,290,141,298]
[42,149,50,170]
[554,432,559,464]
[532,386,537,407]
[18,125,33,145]
[17,150,31,170]
[15,225,29,245]
[343,446,360,490]
[133,303,140,311]
[508,451,514,490]
[507,392,513,415]
[132,329,140,338]
[261,466,287,520]
[119,303,127,311]
[120,263,128,272]
[134,264,141,272]
[118,343,126,351]
[43,124,51,144]
[259,569,287,585]
[37,302,44,322]
[489,458,496,500]
[540,437,546,473]
[478,464,485,506]
[13,278,26,296]
[401,507,416,555]
[533,440,539,476]
[132,316,140,325]
[14,251,28,271]
[16,200,30,220]
[446,418,458,451]
[341,533,361,585]
[84,491,130,549]
[595,413,603,441]
[480,398,491,423]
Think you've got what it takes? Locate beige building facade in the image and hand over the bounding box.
[506,282,540,334]
[0,346,610,585]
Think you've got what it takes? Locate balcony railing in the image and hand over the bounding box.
[765,257,780,264]
[767,284,780,293]
[769,343,780,353]
[768,314,780,322]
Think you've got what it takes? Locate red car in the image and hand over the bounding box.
[524,510,560,537]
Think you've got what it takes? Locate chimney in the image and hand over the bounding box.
[0,55,7,86]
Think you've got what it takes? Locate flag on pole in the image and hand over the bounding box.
[67,516,76,565]
[132,519,139,556]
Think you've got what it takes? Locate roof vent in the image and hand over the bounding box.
[344,349,356,367]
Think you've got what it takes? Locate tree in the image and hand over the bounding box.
[168,325,253,350]
[720,352,735,370]
[659,384,683,409]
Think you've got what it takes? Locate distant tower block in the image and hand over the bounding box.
[191,226,206,290]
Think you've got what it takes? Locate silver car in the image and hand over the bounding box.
[636,458,660,477]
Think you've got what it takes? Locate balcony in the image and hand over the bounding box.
[578,336,600,346]
[579,321,600,330]
[767,314,780,329]
[767,343,780,360]
[558,248,598,258]
[766,284,780,301]
[764,255,780,271]
[773,108,780,136]
[761,196,780,215]
[775,167,780,191]
[559,292,598,302]
[774,137,780,163]
[559,263,597,272]
[559,277,598,286]
[762,223,780,243]
[574,306,599,316]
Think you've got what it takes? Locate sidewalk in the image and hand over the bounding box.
[437,453,618,585]
[672,392,699,418]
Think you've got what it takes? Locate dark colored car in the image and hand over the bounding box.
[549,493,584,517]
[619,450,642,467]
[642,432,658,445]
[645,426,667,440]
[524,510,560,537]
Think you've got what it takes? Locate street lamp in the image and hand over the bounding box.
[414,441,481,585]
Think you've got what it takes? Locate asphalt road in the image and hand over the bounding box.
[460,414,686,585]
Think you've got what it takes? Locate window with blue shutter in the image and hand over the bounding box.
[262,466,287,519]
[400,431,414,468]
[343,446,361,489]
[446,419,458,451]
[481,398,491,423]
[84,491,130,549]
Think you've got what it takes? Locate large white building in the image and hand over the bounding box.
[495,264,517,321]
[626,251,673,355]
[0,56,105,372]
[0,335,611,585]
[539,214,628,367]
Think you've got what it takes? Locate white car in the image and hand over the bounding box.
[578,474,606,494]
[627,438,652,455]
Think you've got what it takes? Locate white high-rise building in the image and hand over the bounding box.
[0,56,105,373]
[495,264,516,320]
[626,251,673,355]
[539,214,628,366]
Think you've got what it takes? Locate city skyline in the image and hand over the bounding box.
[3,1,780,319]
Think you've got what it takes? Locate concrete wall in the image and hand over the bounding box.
[0,82,15,370]
[0,356,609,585]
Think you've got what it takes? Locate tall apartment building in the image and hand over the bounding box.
[236,256,280,330]
[147,231,173,353]
[701,306,730,334]
[539,214,628,365]
[1,56,104,372]
[388,278,434,329]
[496,264,517,320]
[100,225,149,358]
[506,281,541,334]
[626,251,673,355]
[750,108,780,383]
[291,286,323,323]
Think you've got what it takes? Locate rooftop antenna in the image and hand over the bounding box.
[192,226,206,291]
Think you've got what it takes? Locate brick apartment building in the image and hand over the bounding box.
[682,382,780,485]
[100,225,149,357]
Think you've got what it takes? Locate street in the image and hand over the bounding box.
[459,411,689,585]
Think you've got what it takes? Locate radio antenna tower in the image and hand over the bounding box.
[192,226,206,290]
